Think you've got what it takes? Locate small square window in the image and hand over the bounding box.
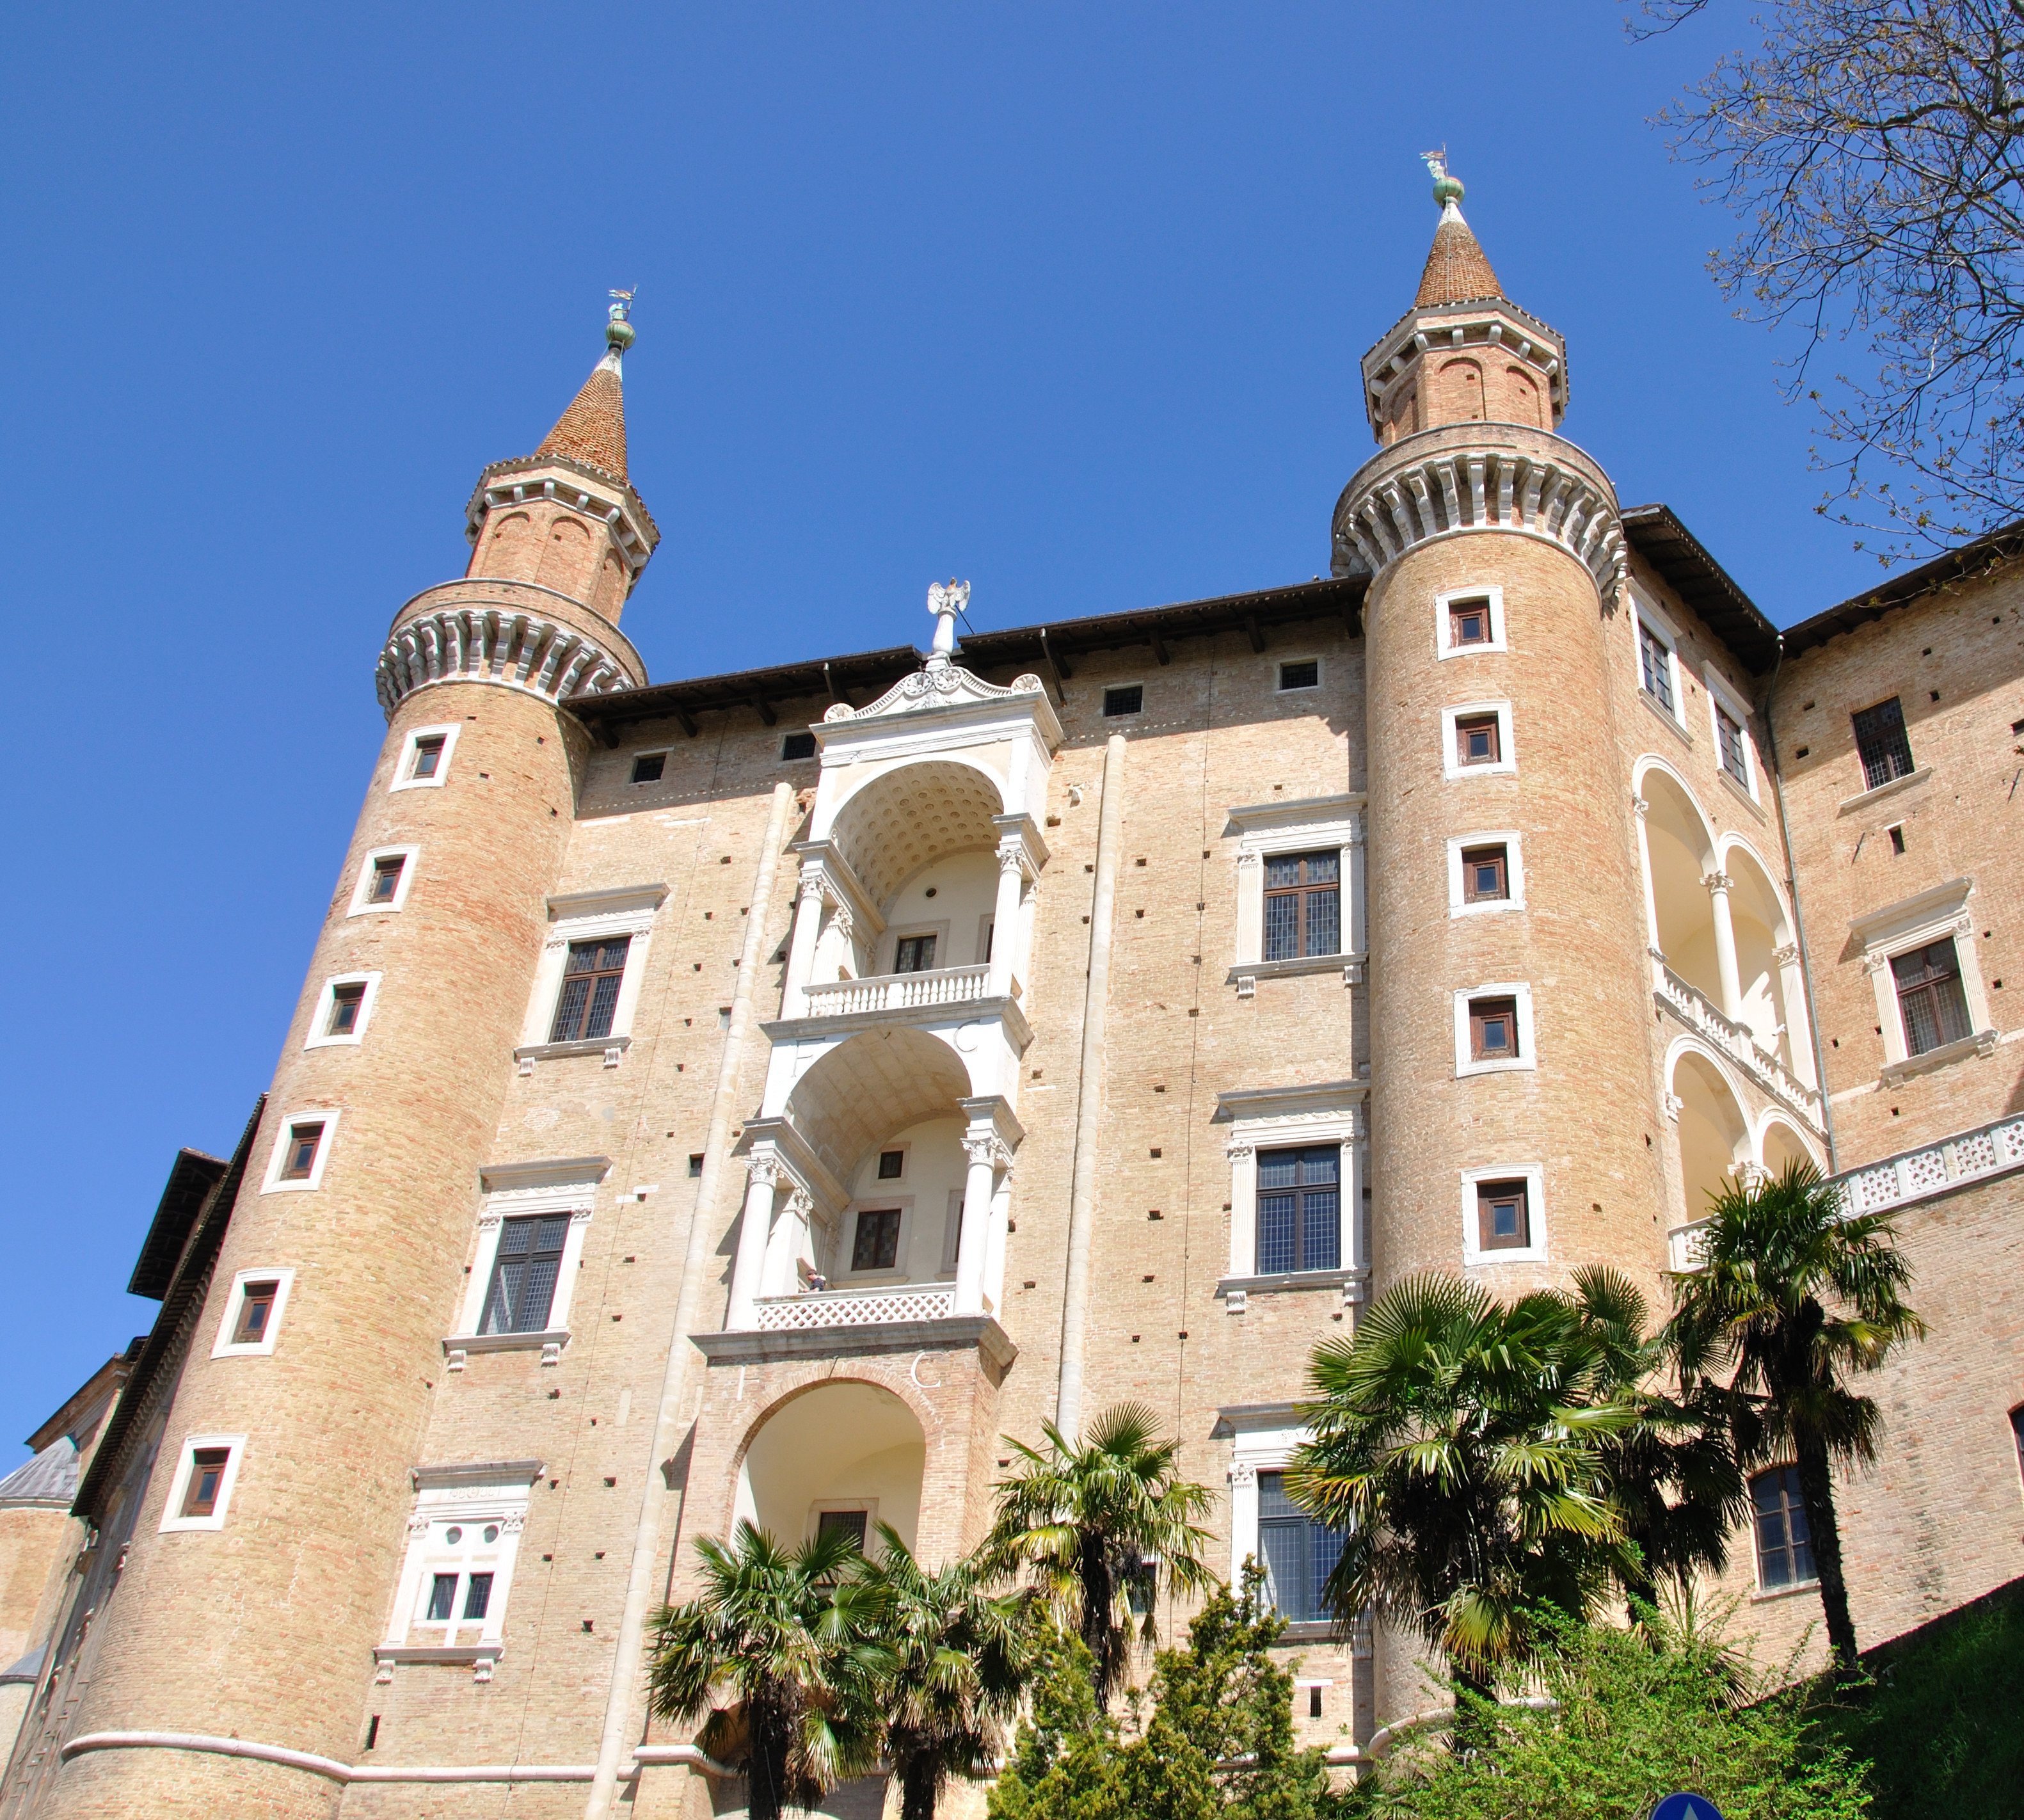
[1278,660,1319,692]
[1448,596,1492,647]
[1103,685,1143,717]
[1454,714,1501,766]
[326,983,367,1038]
[817,1509,869,1551]
[631,752,666,784]
[877,1150,905,1180]
[232,1282,281,1347]
[852,1209,902,1272]
[1461,845,1508,902]
[408,735,446,781]
[182,1448,232,1519]
[1476,1180,1529,1251]
[687,1153,705,1178]
[894,934,937,974]
[280,1122,324,1181]
[369,856,406,904]
[781,731,817,761]
[1469,996,1518,1062]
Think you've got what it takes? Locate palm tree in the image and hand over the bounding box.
[1666,1159,1924,1670]
[1287,1274,1639,1709]
[859,1524,1036,1820]
[1565,1265,1747,1615]
[646,1521,890,1820]
[984,1401,1216,1709]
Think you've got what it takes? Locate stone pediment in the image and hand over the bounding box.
[822,655,1047,724]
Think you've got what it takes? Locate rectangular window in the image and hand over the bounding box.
[182,1448,231,1519]
[1460,844,1508,903]
[781,731,817,761]
[1256,1471,1343,1624]
[280,1122,324,1181]
[369,855,406,904]
[1263,852,1341,961]
[1639,620,1675,710]
[326,983,367,1038]
[1454,714,1501,766]
[817,1509,869,1551]
[852,1209,902,1272]
[631,752,666,784]
[1103,685,1143,717]
[894,934,937,974]
[1716,706,1749,783]
[408,735,446,781]
[687,1153,705,1177]
[232,1281,280,1346]
[427,1573,459,1623]
[1893,940,1973,1055]
[550,937,630,1042]
[462,1572,494,1620]
[877,1150,905,1180]
[1751,1465,1815,1588]
[1448,596,1492,647]
[1476,1179,1529,1250]
[1469,996,1519,1062]
[1256,1145,1341,1274]
[1853,697,1916,790]
[1278,660,1319,691]
[481,1215,570,1335]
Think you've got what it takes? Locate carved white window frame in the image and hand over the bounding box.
[211,1266,296,1359]
[1703,665,1760,799]
[448,1174,600,1363]
[1226,795,1366,982]
[1446,831,1526,918]
[159,1433,246,1533]
[1454,982,1536,1078]
[347,845,419,917]
[1216,1084,1368,1289]
[1435,584,1507,659]
[1441,699,1517,780]
[883,920,953,976]
[378,1462,541,1677]
[260,1108,340,1194]
[517,884,667,1062]
[1853,879,1994,1068]
[1220,1404,1359,1640]
[304,971,383,1050]
[390,723,461,792]
[1460,1161,1548,1266]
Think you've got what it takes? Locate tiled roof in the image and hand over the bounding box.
[1415,211,1503,308]
[535,354,627,484]
[0,1435,79,1506]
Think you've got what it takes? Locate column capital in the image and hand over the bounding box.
[1701,870,1733,895]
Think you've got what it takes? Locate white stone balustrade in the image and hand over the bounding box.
[801,964,995,1018]
[1654,964,1822,1130]
[753,1284,957,1331]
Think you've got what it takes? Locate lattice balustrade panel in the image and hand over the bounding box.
[754,1288,956,1330]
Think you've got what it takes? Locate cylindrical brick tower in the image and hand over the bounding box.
[50,305,659,1818]
[1337,168,1667,1301]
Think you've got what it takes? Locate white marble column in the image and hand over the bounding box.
[726,1156,783,1329]
[1773,942,1817,1087]
[954,1131,1008,1314]
[1704,870,1744,1022]
[988,840,1025,998]
[781,871,827,1016]
[1632,795,1663,968]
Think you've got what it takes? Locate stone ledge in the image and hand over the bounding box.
[1837,765,1933,817]
[1879,1026,1998,1087]
[694,1314,1017,1374]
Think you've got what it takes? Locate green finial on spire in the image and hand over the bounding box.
[1422,148,1464,211]
[606,287,637,353]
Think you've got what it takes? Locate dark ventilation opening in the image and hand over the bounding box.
[781,731,817,760]
[631,753,666,784]
[1103,685,1143,717]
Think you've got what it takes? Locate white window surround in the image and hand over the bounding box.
[870,1140,912,1183]
[1634,595,1685,724]
[515,882,668,1068]
[1212,1081,1367,1295]
[378,1460,541,1678]
[211,1267,296,1359]
[1440,699,1517,780]
[1275,657,1323,692]
[1218,1403,1350,1640]
[446,1158,609,1365]
[1703,665,1760,800]
[628,748,672,783]
[303,971,383,1050]
[1224,794,1367,988]
[260,1108,340,1194]
[1851,877,1997,1073]
[1453,982,1537,1077]
[1435,583,1507,659]
[884,920,953,975]
[1460,1163,1549,1266]
[159,1433,247,1533]
[390,722,461,792]
[1446,831,1526,917]
[347,845,420,917]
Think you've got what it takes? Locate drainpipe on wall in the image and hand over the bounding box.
[1762,635,1839,1172]
[584,779,797,1820]
[1055,735,1127,1437]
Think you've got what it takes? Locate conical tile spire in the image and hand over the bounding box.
[534,294,635,481]
[1412,157,1502,307]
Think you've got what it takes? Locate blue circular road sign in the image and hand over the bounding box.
[1650,1797,1723,1820]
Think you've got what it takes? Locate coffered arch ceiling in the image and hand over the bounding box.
[829,760,1003,911]
[786,1025,973,1188]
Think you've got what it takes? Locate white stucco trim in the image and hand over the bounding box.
[517,886,667,1052]
[1435,583,1507,659]
[1851,878,1992,1067]
[260,1108,340,1193]
[303,971,383,1049]
[1214,1082,1367,1284]
[380,1464,541,1672]
[1224,795,1366,971]
[1459,1163,1548,1266]
[211,1268,296,1359]
[1453,982,1536,1077]
[451,1181,598,1346]
[347,845,419,917]
[1702,665,1760,799]
[1446,831,1526,917]
[389,722,461,792]
[158,1433,246,1533]
[1440,699,1517,779]
[1632,592,1685,726]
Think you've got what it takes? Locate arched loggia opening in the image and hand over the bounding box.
[733,1380,927,1558]
[1671,1047,1752,1223]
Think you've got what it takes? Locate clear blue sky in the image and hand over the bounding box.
[0,2,1871,1454]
